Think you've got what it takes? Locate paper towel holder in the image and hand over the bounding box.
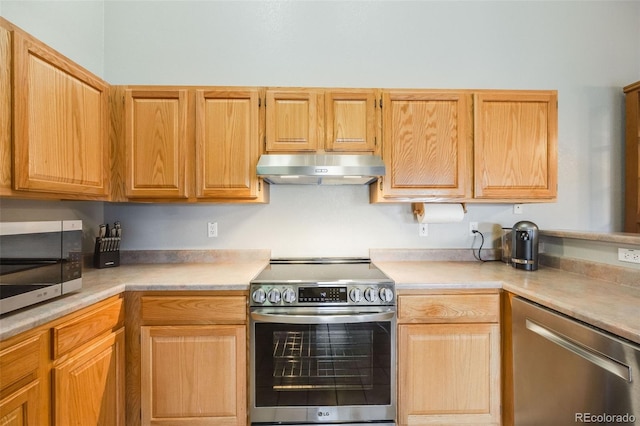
[412,202,467,219]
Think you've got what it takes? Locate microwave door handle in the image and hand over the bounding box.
[251,310,395,324]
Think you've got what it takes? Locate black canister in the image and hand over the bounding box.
[511,221,539,271]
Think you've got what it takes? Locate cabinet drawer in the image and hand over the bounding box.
[141,295,247,324]
[398,294,499,324]
[52,296,124,358]
[0,333,44,394]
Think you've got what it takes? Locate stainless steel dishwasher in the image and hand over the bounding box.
[512,296,639,425]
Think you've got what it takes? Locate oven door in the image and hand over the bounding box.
[250,307,396,425]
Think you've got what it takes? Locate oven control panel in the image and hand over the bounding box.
[250,283,395,306]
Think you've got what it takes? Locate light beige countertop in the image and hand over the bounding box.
[376,261,640,345]
[0,260,268,340]
[2,258,639,346]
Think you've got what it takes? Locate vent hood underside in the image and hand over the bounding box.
[256,154,385,185]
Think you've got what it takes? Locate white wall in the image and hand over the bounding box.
[2,1,639,257]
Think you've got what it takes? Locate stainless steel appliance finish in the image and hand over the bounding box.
[512,296,639,425]
[0,220,83,315]
[250,258,396,426]
[511,220,539,270]
[256,154,385,185]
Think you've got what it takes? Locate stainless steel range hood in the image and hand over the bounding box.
[256,154,385,185]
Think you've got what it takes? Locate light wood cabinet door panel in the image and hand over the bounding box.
[0,381,40,426]
[398,323,501,426]
[379,90,472,199]
[12,31,108,197]
[53,328,125,426]
[0,22,11,195]
[624,81,640,233]
[125,89,189,199]
[325,89,377,152]
[141,325,246,426]
[474,91,557,199]
[266,89,321,152]
[196,88,262,199]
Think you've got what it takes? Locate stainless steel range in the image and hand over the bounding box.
[249,258,396,426]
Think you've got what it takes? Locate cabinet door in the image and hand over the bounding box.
[378,90,472,199]
[624,81,640,233]
[125,88,189,199]
[325,89,377,152]
[53,328,125,426]
[12,31,109,197]
[141,325,247,426]
[265,89,321,152]
[0,21,11,196]
[398,323,501,426]
[195,88,264,200]
[474,91,558,200]
[0,381,40,426]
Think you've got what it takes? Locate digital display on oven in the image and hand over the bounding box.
[298,286,347,303]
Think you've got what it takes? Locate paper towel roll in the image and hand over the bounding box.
[416,203,466,223]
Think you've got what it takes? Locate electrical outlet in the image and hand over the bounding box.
[207,222,218,238]
[419,223,428,237]
[618,248,640,264]
[469,222,478,236]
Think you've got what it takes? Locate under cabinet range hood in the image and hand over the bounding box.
[256,154,385,185]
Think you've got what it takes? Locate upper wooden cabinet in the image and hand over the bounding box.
[124,89,190,199]
[265,88,379,153]
[0,22,11,196]
[474,90,558,200]
[373,90,473,201]
[11,27,109,197]
[119,86,267,202]
[196,88,263,200]
[624,81,640,233]
[265,88,322,152]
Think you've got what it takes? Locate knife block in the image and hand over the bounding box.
[93,237,121,269]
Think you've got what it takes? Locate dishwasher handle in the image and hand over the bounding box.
[251,309,395,324]
[526,318,632,382]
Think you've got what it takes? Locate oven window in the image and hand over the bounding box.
[254,321,392,407]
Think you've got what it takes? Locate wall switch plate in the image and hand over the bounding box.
[207,222,218,238]
[618,248,640,264]
[469,221,478,236]
[419,223,428,237]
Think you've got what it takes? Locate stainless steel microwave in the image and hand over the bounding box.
[0,220,83,315]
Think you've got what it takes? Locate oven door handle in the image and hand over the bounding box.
[250,309,395,324]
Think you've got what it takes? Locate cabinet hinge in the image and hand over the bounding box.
[259,97,262,108]
[258,180,262,192]
[379,98,383,108]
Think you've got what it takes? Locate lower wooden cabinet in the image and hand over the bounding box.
[0,295,125,426]
[140,325,246,425]
[128,292,248,426]
[397,292,501,426]
[53,328,125,426]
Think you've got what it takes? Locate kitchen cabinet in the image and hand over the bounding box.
[0,20,11,196]
[0,294,125,426]
[124,88,190,199]
[372,90,473,201]
[474,90,558,200]
[118,86,267,202]
[51,296,125,425]
[0,332,48,426]
[397,292,501,426]
[265,88,379,153]
[129,292,247,426]
[8,20,109,198]
[624,81,640,233]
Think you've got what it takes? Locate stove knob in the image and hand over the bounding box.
[364,287,378,303]
[282,288,297,304]
[252,288,266,304]
[267,288,281,304]
[349,287,363,303]
[379,287,394,303]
